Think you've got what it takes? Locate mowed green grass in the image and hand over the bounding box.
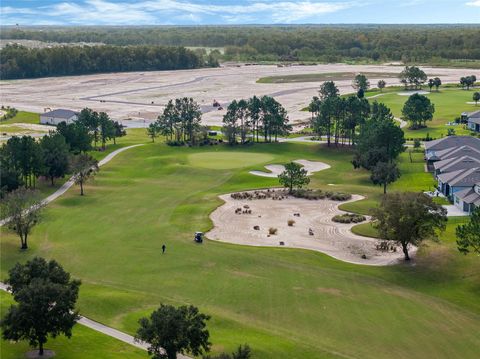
[0,111,40,125]
[257,72,399,84]
[1,141,480,358]
[373,88,479,139]
[0,292,146,359]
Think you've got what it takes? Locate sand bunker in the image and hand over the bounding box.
[249,159,330,178]
[207,192,413,265]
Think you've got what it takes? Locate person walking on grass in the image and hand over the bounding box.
[162,244,166,254]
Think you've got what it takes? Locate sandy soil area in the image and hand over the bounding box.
[249,159,330,177]
[207,192,413,265]
[1,64,471,126]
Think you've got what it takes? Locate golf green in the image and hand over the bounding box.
[188,151,275,169]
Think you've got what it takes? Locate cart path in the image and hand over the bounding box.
[0,144,144,227]
[0,283,190,358]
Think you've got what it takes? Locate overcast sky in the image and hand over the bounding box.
[1,0,479,26]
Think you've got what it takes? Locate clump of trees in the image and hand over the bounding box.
[0,106,18,121]
[149,97,203,145]
[401,93,435,129]
[427,77,442,92]
[77,108,125,150]
[222,96,290,145]
[399,66,427,90]
[460,75,477,90]
[278,162,310,194]
[377,80,386,92]
[0,44,204,80]
[373,192,447,260]
[309,81,370,146]
[352,102,405,193]
[1,257,81,356]
[352,74,370,92]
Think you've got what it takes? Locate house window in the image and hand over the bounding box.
[455,196,460,204]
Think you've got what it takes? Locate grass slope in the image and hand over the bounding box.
[1,141,480,358]
[0,292,146,359]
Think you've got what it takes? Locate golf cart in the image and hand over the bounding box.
[194,232,204,243]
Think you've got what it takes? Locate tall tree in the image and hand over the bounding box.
[247,96,262,142]
[399,66,427,90]
[401,93,435,129]
[147,122,160,143]
[40,132,70,185]
[433,77,442,91]
[70,153,98,196]
[112,121,127,145]
[373,192,447,260]
[456,208,480,255]
[352,74,370,92]
[98,112,115,149]
[78,108,100,149]
[1,188,43,249]
[370,161,400,194]
[427,78,435,92]
[136,304,211,359]
[278,162,310,194]
[319,81,339,100]
[377,79,386,92]
[473,92,480,106]
[1,257,81,356]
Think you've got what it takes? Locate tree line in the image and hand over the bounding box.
[0,44,204,79]
[2,25,479,63]
[0,108,124,196]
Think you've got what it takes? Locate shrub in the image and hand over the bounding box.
[268,227,278,235]
[287,219,295,226]
[332,213,366,223]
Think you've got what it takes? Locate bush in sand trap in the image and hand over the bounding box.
[291,189,352,201]
[332,213,366,224]
[287,219,295,226]
[268,227,278,235]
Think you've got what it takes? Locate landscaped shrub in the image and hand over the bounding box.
[291,189,352,201]
[332,213,366,223]
[287,219,295,226]
[230,188,352,202]
[268,227,278,235]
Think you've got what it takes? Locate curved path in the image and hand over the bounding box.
[0,283,190,358]
[0,144,144,227]
[208,192,414,266]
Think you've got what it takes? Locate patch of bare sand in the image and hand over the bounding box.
[207,192,414,266]
[249,159,330,178]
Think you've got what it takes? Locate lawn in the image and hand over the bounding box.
[1,139,480,359]
[0,292,146,359]
[372,87,480,139]
[257,72,399,84]
[0,111,40,125]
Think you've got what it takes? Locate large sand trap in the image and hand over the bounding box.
[249,159,330,177]
[207,192,413,265]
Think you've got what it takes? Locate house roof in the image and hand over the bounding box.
[424,136,480,152]
[42,109,78,119]
[455,186,480,205]
[438,167,480,187]
[436,145,480,161]
[466,110,480,119]
[433,156,480,173]
[469,117,480,125]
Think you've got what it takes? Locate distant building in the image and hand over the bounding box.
[424,136,480,169]
[433,155,480,177]
[437,167,480,198]
[453,182,480,213]
[40,109,78,126]
[462,110,480,133]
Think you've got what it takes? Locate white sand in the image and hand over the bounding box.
[249,159,330,178]
[207,192,413,265]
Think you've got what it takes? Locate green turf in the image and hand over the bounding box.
[373,88,480,139]
[1,139,480,358]
[0,111,40,125]
[188,151,275,169]
[0,292,146,359]
[257,72,399,84]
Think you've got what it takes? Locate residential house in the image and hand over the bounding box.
[424,136,480,170]
[462,110,480,133]
[437,167,480,198]
[40,109,79,125]
[453,182,480,213]
[433,156,480,177]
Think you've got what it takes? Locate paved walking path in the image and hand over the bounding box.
[0,144,144,227]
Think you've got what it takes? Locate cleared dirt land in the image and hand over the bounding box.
[0,64,471,126]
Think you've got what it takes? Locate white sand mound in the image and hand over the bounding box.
[249,159,330,178]
[397,90,429,96]
[207,192,413,266]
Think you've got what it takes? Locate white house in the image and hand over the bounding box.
[40,109,79,126]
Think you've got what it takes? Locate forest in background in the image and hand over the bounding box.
[1,25,479,79]
[2,25,479,63]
